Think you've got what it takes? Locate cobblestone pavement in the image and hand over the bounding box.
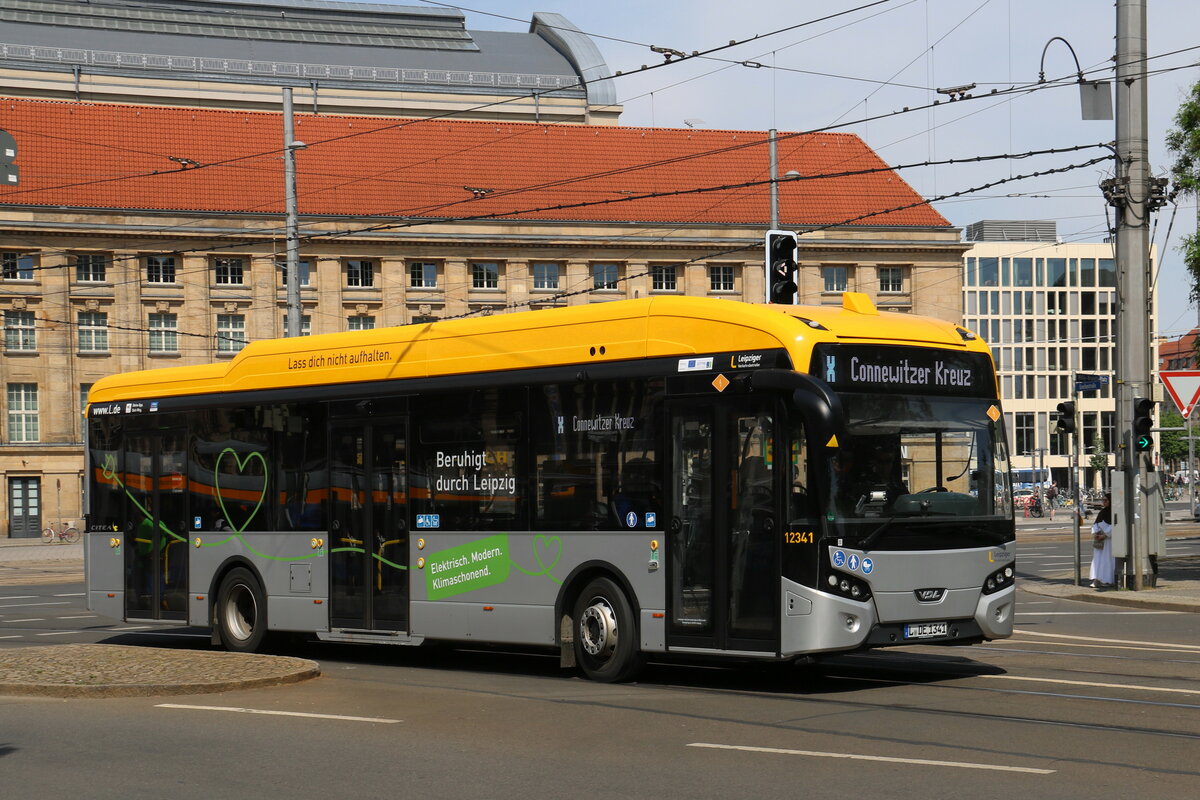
[0,644,320,698]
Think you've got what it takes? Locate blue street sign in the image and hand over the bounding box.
[1074,373,1110,393]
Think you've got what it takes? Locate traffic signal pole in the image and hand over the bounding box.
[1113,0,1152,590]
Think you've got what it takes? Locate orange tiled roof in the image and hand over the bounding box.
[0,97,948,228]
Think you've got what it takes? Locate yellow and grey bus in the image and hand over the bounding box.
[85,294,1015,681]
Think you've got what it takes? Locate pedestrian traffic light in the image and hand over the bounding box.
[765,229,798,304]
[1132,396,1154,452]
[1054,401,1076,434]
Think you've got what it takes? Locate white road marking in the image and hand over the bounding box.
[1015,611,1179,616]
[686,743,1054,774]
[58,615,97,620]
[36,631,81,636]
[0,596,38,600]
[52,593,85,597]
[1013,629,1200,651]
[0,634,23,639]
[988,639,1198,655]
[6,618,45,623]
[108,626,152,630]
[157,704,401,724]
[980,674,1200,696]
[0,602,71,609]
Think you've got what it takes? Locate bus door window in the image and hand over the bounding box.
[157,434,188,616]
[330,428,367,623]
[669,410,713,634]
[371,425,407,627]
[728,410,775,639]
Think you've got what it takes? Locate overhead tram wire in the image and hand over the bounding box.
[14,142,1116,324]
[29,154,1112,341]
[9,140,1115,296]
[1,27,1151,206]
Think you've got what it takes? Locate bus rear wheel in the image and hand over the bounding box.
[573,577,643,683]
[216,567,267,653]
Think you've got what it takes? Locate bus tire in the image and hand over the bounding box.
[215,567,267,654]
[573,577,644,683]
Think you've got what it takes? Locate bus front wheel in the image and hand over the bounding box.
[216,567,267,653]
[573,577,644,683]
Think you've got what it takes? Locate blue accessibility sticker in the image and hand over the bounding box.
[645,512,657,528]
[861,557,874,574]
[416,514,441,529]
[833,550,846,567]
[626,511,638,528]
[848,554,861,571]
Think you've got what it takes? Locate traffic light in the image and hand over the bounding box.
[1132,397,1154,452]
[1054,401,1076,434]
[765,229,798,304]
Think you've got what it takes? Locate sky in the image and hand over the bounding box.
[403,0,1200,339]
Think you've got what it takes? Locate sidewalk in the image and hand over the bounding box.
[1019,555,1200,612]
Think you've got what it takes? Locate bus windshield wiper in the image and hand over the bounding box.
[859,517,896,552]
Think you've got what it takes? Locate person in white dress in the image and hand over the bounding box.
[1089,494,1115,589]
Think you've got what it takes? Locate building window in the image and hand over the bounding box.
[593,263,619,290]
[409,261,438,288]
[346,259,374,288]
[77,311,109,352]
[6,383,39,442]
[216,314,247,354]
[707,265,734,292]
[280,315,312,336]
[4,310,36,351]
[1,252,34,280]
[146,255,177,284]
[822,266,848,293]
[532,262,559,290]
[79,383,93,421]
[471,262,500,290]
[651,264,678,292]
[74,254,107,283]
[148,312,178,353]
[277,260,311,287]
[214,258,245,285]
[1014,412,1035,456]
[348,315,375,331]
[879,267,903,293]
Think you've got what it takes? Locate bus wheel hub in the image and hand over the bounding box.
[580,599,618,658]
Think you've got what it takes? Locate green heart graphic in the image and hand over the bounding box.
[533,534,562,574]
[213,448,269,534]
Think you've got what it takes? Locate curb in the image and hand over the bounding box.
[1018,580,1200,613]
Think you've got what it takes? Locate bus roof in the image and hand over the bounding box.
[88,294,992,404]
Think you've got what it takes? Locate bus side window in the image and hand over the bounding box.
[789,421,810,523]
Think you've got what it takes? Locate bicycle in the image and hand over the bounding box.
[41,521,80,544]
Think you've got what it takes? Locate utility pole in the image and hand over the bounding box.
[1112,0,1154,589]
[769,128,779,230]
[283,87,302,338]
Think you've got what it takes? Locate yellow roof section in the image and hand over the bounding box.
[88,296,988,405]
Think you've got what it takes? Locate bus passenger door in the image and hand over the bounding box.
[329,420,409,631]
[667,399,779,652]
[124,430,188,621]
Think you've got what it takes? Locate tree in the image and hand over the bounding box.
[1166,78,1200,361]
[1159,408,1188,466]
[1089,432,1108,490]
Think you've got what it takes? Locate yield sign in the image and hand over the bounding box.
[1161,371,1200,418]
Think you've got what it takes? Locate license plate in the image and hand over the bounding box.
[904,621,948,640]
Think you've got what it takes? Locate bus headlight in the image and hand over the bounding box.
[982,563,1015,595]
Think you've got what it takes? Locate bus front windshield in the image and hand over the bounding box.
[826,394,1012,527]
